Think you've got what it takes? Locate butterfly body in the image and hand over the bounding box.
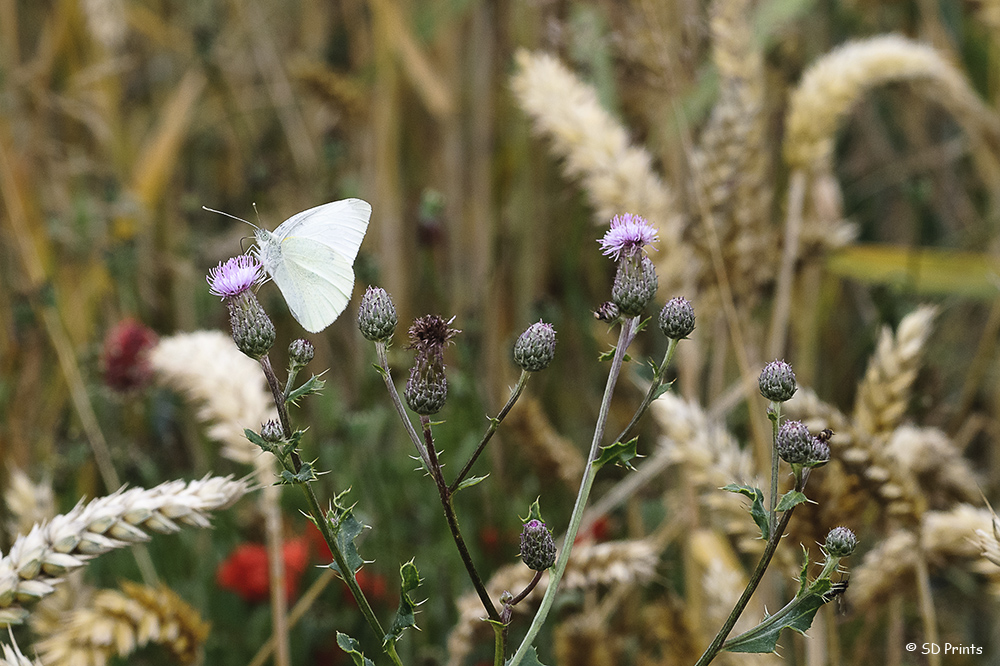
[253,198,372,333]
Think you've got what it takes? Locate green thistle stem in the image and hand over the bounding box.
[508,317,639,666]
[451,369,530,492]
[374,341,432,472]
[768,401,781,534]
[611,337,679,446]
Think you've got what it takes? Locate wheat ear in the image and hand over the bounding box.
[0,475,248,625]
[510,49,686,288]
[34,581,209,666]
[0,632,40,666]
[4,470,55,541]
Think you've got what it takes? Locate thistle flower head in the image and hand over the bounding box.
[514,321,557,372]
[404,315,460,415]
[824,526,858,558]
[519,519,557,571]
[659,296,696,339]
[612,254,658,318]
[207,255,262,299]
[599,213,659,261]
[759,360,797,402]
[358,286,398,342]
[776,420,814,465]
[288,339,315,369]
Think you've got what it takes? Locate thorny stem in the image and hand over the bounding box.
[508,317,639,666]
[498,570,544,661]
[451,369,530,492]
[692,469,812,666]
[611,337,679,447]
[768,401,781,533]
[260,354,404,666]
[421,416,501,622]
[375,341,433,472]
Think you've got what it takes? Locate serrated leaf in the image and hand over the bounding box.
[593,437,640,470]
[651,379,674,401]
[279,461,317,485]
[722,484,769,540]
[723,585,829,653]
[522,497,544,524]
[506,646,548,666]
[597,347,632,363]
[336,632,375,666]
[454,474,489,493]
[385,560,422,642]
[326,490,367,577]
[287,374,326,406]
[776,490,808,512]
[244,428,275,454]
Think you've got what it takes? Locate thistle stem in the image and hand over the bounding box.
[692,469,811,666]
[421,416,501,622]
[508,317,638,666]
[451,369,530,492]
[375,341,433,472]
[768,401,781,534]
[611,337,679,446]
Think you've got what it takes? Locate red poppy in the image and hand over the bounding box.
[216,536,312,603]
[101,318,158,393]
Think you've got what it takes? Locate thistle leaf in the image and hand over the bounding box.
[722,484,769,540]
[776,490,809,512]
[506,646,548,666]
[326,490,367,577]
[287,374,326,406]
[385,560,422,643]
[336,632,375,666]
[593,437,641,470]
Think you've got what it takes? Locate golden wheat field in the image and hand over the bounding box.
[1,0,1000,665]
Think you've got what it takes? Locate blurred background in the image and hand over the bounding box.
[2,0,1000,664]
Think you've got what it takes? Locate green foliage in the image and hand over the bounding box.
[723,484,769,541]
[337,632,376,666]
[506,646,548,666]
[775,490,809,512]
[325,489,368,578]
[385,560,423,643]
[287,374,327,406]
[593,437,640,470]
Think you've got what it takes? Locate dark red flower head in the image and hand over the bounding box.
[101,318,158,393]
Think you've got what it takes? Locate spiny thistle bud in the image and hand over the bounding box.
[659,296,696,339]
[519,519,556,571]
[358,286,398,342]
[612,254,658,318]
[208,256,274,361]
[759,359,797,402]
[824,526,858,558]
[809,437,831,467]
[261,419,284,443]
[514,321,557,372]
[776,420,813,465]
[288,339,315,368]
[404,315,459,415]
[594,301,620,323]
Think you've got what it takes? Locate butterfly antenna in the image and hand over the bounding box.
[202,205,257,229]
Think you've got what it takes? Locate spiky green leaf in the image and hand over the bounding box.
[336,632,375,666]
[776,490,809,512]
[287,374,326,406]
[506,646,548,666]
[454,474,489,493]
[722,484,769,540]
[593,437,641,470]
[385,560,422,643]
[326,489,367,577]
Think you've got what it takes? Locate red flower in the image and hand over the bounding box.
[574,515,611,545]
[216,537,313,603]
[101,318,158,393]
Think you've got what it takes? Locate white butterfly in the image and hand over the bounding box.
[252,199,372,334]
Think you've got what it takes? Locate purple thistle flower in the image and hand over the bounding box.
[598,213,659,261]
[207,255,262,298]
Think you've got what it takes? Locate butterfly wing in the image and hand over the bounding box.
[269,237,356,333]
[272,199,371,264]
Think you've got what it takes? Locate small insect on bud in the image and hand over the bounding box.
[659,296,696,340]
[594,301,620,323]
[824,526,858,558]
[514,321,557,372]
[288,339,315,368]
[358,286,398,342]
[759,359,797,402]
[261,419,284,443]
[776,420,813,465]
[519,519,557,571]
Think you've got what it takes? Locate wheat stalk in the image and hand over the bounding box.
[510,49,686,290]
[0,475,248,626]
[34,581,209,666]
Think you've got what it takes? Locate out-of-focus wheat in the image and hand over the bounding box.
[34,581,209,666]
[0,634,41,666]
[446,539,657,666]
[0,476,248,625]
[510,49,686,290]
[851,504,1000,607]
[4,470,55,542]
[149,331,276,467]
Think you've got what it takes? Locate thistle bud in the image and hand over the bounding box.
[228,291,275,361]
[809,437,831,467]
[824,526,858,558]
[776,420,813,465]
[514,321,557,372]
[261,419,284,443]
[288,339,315,369]
[659,296,696,339]
[612,254,658,318]
[358,286,398,342]
[519,519,557,571]
[759,360,797,402]
[404,315,459,415]
[594,301,620,323]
